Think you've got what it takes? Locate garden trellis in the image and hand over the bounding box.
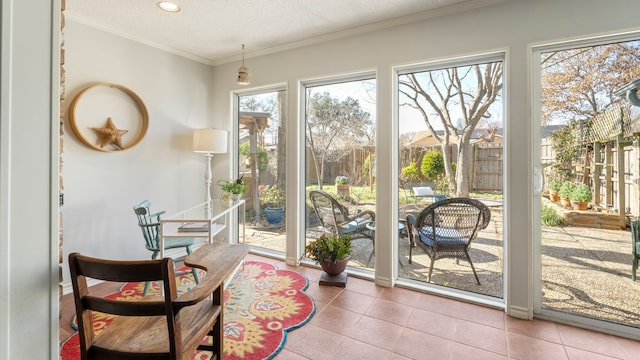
[572,104,636,221]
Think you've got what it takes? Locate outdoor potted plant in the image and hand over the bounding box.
[558,181,576,208]
[305,234,352,276]
[570,183,592,211]
[547,179,562,202]
[217,176,245,200]
[260,184,285,224]
[335,175,350,198]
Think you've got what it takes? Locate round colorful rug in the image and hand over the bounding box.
[60,261,315,360]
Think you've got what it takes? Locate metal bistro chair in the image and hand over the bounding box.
[406,197,490,285]
[631,219,640,281]
[133,200,200,295]
[309,190,376,264]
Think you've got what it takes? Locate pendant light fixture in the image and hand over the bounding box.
[236,44,250,86]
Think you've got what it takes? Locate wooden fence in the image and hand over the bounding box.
[541,137,640,218]
[308,143,504,192]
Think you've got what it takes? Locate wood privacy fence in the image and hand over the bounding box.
[541,105,640,220]
[306,146,375,186]
[542,138,640,218]
[309,143,504,192]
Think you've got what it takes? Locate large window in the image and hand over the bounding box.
[397,58,505,299]
[238,89,287,255]
[534,37,640,332]
[303,77,377,272]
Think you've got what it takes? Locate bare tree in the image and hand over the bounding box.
[399,62,503,197]
[276,90,286,185]
[541,41,640,125]
[306,91,373,189]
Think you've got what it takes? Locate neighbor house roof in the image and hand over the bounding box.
[407,128,504,147]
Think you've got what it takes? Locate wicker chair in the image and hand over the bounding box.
[309,190,376,263]
[405,197,491,285]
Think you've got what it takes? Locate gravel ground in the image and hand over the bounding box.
[541,225,640,327]
[244,205,640,328]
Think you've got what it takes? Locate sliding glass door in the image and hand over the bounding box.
[237,89,287,256]
[396,55,505,300]
[533,35,640,335]
[303,75,377,272]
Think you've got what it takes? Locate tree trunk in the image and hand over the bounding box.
[440,143,455,196]
[455,139,472,197]
[276,91,286,185]
[249,123,261,218]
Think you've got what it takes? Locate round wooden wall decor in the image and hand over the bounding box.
[69,82,149,152]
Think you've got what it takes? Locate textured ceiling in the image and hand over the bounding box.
[65,0,494,64]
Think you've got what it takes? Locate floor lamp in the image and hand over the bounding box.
[193,128,228,217]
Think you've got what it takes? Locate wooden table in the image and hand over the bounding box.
[182,242,249,359]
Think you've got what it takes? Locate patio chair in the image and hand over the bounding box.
[631,219,640,281]
[309,190,376,263]
[405,197,491,285]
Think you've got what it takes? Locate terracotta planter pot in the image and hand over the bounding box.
[321,257,350,276]
[549,190,560,202]
[572,201,588,211]
[560,198,571,208]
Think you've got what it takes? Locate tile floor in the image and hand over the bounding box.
[60,253,640,360]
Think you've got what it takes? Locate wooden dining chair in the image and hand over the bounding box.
[405,197,491,285]
[133,200,200,295]
[68,252,221,360]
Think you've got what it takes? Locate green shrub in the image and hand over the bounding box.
[570,183,592,202]
[547,179,562,191]
[401,161,420,182]
[541,205,564,226]
[363,153,375,176]
[421,150,444,179]
[558,181,576,199]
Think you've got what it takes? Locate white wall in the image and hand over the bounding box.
[61,20,223,284]
[1,0,59,358]
[209,0,640,316]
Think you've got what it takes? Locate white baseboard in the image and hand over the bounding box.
[374,275,393,287]
[61,278,103,296]
[508,305,532,319]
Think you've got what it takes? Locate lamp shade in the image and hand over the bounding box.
[193,128,227,153]
[237,65,250,85]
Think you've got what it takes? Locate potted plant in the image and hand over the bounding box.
[547,179,562,202]
[260,184,285,224]
[335,176,350,197]
[558,181,576,208]
[217,176,245,200]
[570,183,592,210]
[305,234,352,276]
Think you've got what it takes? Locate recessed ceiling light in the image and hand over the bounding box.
[157,1,180,12]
